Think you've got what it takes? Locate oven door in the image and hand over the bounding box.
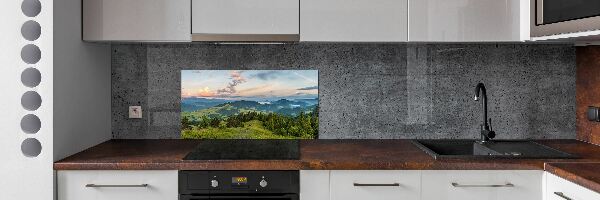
[180,194,299,200]
[532,0,600,37]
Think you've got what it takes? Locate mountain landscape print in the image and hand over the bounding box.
[181,70,318,139]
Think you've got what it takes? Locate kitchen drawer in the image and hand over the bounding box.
[421,170,543,200]
[330,170,420,200]
[57,170,178,200]
[300,170,330,200]
[545,172,600,200]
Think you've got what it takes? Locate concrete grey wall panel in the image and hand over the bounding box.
[112,43,576,139]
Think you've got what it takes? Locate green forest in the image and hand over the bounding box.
[181,106,318,139]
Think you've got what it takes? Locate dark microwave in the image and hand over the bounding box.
[532,0,600,37]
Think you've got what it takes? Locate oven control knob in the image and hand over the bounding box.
[211,180,219,188]
[259,179,268,188]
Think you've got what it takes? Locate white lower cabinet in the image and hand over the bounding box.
[301,170,545,200]
[301,170,331,200]
[330,170,421,200]
[57,170,600,200]
[57,170,178,200]
[421,170,543,200]
[545,172,600,200]
[422,170,543,200]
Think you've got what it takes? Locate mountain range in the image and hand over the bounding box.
[181,97,318,117]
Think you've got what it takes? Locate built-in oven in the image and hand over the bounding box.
[532,0,600,37]
[179,171,299,200]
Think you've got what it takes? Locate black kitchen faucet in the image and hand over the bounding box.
[474,83,495,142]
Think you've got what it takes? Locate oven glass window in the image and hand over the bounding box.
[542,0,600,25]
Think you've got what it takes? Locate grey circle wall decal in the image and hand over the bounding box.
[21,68,41,88]
[21,20,41,41]
[21,0,41,17]
[21,138,42,157]
[21,91,42,111]
[21,44,41,64]
[20,114,41,134]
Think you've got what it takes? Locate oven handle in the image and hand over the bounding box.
[180,194,298,200]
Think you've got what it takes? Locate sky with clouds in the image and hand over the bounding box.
[181,70,318,101]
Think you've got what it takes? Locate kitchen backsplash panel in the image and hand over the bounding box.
[112,44,576,139]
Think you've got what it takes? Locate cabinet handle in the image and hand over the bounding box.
[451,182,514,188]
[85,184,149,188]
[353,183,400,187]
[553,192,573,200]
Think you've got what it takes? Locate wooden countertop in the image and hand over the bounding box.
[54,139,600,170]
[54,139,600,193]
[545,162,600,194]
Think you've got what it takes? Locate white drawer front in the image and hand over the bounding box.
[57,170,178,200]
[545,172,600,200]
[421,170,543,200]
[330,170,420,200]
[301,170,330,200]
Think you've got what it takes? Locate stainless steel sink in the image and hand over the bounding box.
[412,140,577,160]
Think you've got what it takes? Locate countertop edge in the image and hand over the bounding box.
[545,162,600,194]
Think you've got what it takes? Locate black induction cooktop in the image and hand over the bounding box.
[183,140,300,160]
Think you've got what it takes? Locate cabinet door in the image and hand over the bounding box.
[409,0,529,42]
[300,170,330,200]
[545,172,600,200]
[191,0,299,35]
[57,170,178,200]
[82,0,191,41]
[301,0,408,42]
[330,170,420,200]
[421,170,542,200]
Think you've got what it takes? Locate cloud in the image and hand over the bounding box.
[181,87,216,98]
[292,71,317,84]
[217,71,247,95]
[250,71,282,80]
[197,87,215,97]
[238,85,272,95]
[297,86,318,90]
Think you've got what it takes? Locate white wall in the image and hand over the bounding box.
[1,0,110,198]
[53,0,112,161]
[0,0,54,199]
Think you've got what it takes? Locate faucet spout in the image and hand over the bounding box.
[474,83,495,142]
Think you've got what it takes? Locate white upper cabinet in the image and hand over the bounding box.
[409,0,530,42]
[83,0,191,42]
[191,0,300,41]
[81,0,535,42]
[300,0,408,42]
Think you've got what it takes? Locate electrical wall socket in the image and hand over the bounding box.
[129,106,142,119]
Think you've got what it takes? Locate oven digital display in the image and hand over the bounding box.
[232,177,248,185]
